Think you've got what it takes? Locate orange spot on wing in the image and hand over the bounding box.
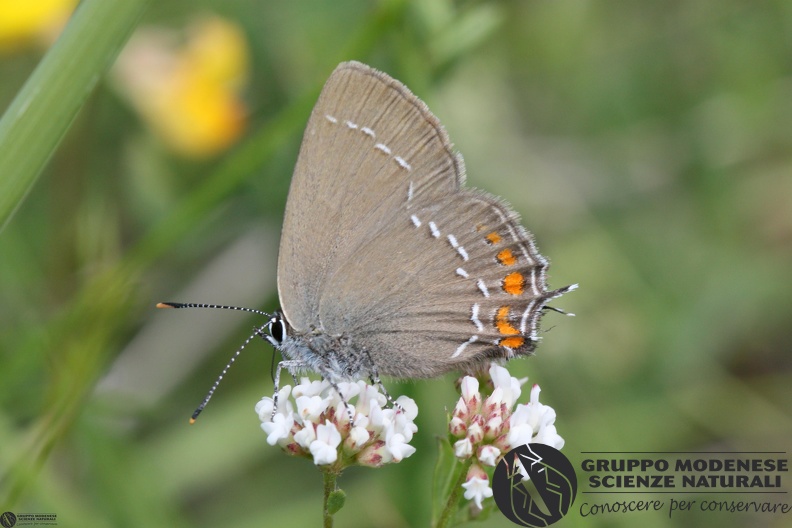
[500,336,525,349]
[503,272,525,295]
[497,248,516,266]
[486,232,502,245]
[495,306,519,336]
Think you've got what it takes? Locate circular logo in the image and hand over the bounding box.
[493,444,577,527]
[0,512,16,528]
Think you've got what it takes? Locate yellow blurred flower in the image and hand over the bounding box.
[114,16,249,158]
[0,0,76,52]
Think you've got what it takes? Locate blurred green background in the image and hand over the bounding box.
[1,0,791,527]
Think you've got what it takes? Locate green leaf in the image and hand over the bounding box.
[326,489,346,515]
[431,435,462,525]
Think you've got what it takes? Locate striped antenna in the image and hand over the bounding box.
[156,301,273,424]
[189,329,264,424]
[156,301,272,318]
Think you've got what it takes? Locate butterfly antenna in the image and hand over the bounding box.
[157,302,272,423]
[189,329,261,424]
[156,301,272,318]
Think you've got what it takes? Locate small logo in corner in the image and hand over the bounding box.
[0,512,17,528]
[493,444,577,527]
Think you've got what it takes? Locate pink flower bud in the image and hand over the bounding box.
[483,415,503,440]
[467,421,484,444]
[477,445,501,467]
[449,416,467,437]
[357,440,389,467]
[454,437,473,459]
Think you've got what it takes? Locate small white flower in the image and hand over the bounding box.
[478,445,501,467]
[293,423,317,449]
[309,421,342,465]
[462,476,493,510]
[385,429,416,462]
[393,408,418,441]
[356,384,387,415]
[395,395,419,421]
[486,386,505,406]
[454,437,473,459]
[368,399,394,433]
[506,423,534,448]
[261,412,293,446]
[525,385,556,429]
[255,385,292,421]
[347,426,370,450]
[295,395,328,422]
[489,364,522,407]
[292,378,329,398]
[510,402,532,427]
[351,413,369,430]
[460,376,479,402]
[336,381,362,401]
[534,423,565,450]
[254,397,273,421]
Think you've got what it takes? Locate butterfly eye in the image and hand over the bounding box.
[267,316,286,347]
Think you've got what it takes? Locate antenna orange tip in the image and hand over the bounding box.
[156,302,173,309]
[189,417,196,425]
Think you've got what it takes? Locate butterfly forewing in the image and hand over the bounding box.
[278,61,462,333]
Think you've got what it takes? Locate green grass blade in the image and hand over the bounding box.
[0,0,151,232]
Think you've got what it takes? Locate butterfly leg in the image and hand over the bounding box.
[272,359,305,417]
[323,378,356,426]
[367,373,403,413]
[358,350,403,412]
[366,351,404,412]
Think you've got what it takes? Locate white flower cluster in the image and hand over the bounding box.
[255,378,418,468]
[450,364,564,509]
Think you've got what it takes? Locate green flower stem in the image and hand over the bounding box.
[435,457,475,528]
[323,469,339,528]
[0,0,151,232]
